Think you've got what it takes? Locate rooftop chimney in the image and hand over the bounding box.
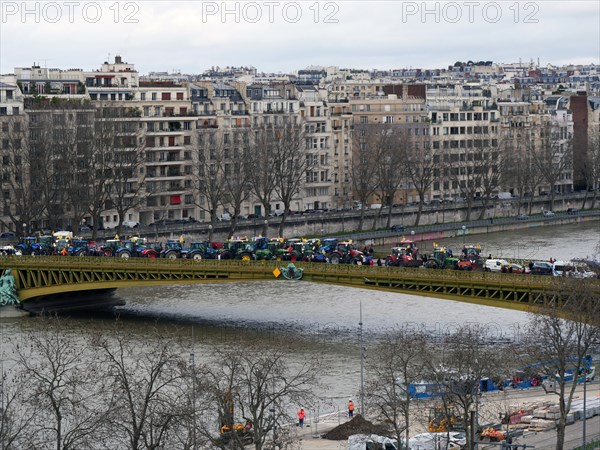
[115,55,122,64]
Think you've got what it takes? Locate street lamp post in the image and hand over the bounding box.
[22,223,27,237]
[263,219,268,237]
[359,300,365,417]
[208,224,213,242]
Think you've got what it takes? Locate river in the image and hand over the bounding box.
[1,220,599,411]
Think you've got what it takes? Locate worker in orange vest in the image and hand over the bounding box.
[348,400,355,418]
[297,408,305,427]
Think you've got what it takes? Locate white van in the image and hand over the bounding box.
[217,212,231,221]
[485,259,509,272]
[552,261,596,278]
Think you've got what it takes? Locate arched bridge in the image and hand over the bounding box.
[1,256,597,314]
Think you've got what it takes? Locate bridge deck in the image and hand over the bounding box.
[1,257,596,313]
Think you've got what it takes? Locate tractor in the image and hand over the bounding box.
[385,239,421,267]
[424,244,460,269]
[183,241,218,260]
[160,240,185,259]
[457,244,484,271]
[67,239,95,256]
[100,239,122,257]
[55,238,71,255]
[116,238,161,259]
[325,240,365,264]
[250,237,287,261]
[15,237,43,256]
[218,240,256,261]
[37,235,56,255]
[280,240,315,262]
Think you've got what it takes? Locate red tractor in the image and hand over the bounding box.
[326,240,365,264]
[385,240,421,267]
[457,244,484,271]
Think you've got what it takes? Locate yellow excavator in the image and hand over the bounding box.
[427,405,460,432]
[219,393,253,445]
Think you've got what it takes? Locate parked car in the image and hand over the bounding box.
[516,214,529,220]
[530,261,553,275]
[149,219,178,227]
[0,232,16,239]
[543,210,555,217]
[123,221,140,229]
[501,263,527,274]
[567,208,580,215]
[391,224,405,233]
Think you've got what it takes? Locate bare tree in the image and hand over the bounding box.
[366,329,428,449]
[522,279,600,450]
[447,149,484,222]
[532,121,573,211]
[198,346,322,450]
[193,129,228,241]
[578,129,600,209]
[12,315,108,450]
[371,126,409,229]
[427,326,505,450]
[102,108,147,237]
[0,368,39,449]
[476,137,506,219]
[246,124,280,236]
[502,129,544,214]
[85,108,131,239]
[351,125,380,231]
[404,140,436,226]
[272,119,309,237]
[222,130,251,238]
[91,322,191,450]
[0,114,43,234]
[54,109,96,232]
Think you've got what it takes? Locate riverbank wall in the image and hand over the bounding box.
[374,214,599,247]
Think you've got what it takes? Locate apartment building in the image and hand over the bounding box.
[1,57,596,233]
[297,85,334,211]
[0,76,26,234]
[327,96,353,210]
[349,85,429,205]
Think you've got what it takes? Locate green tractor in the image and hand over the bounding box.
[218,240,256,261]
[280,239,315,262]
[424,245,459,269]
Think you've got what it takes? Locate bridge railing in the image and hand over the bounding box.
[1,256,590,292]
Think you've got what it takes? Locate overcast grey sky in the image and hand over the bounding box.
[1,1,598,74]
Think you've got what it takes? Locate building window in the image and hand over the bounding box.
[384,116,393,124]
[162,92,171,101]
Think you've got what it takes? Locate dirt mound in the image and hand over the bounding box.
[322,415,391,440]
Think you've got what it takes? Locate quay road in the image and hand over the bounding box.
[289,382,600,450]
[68,196,600,242]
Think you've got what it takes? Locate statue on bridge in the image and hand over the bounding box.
[280,263,304,280]
[0,269,20,306]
